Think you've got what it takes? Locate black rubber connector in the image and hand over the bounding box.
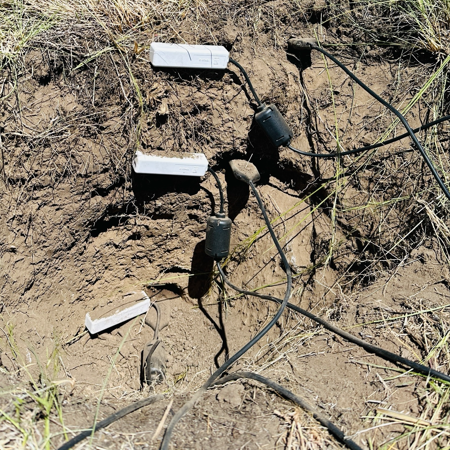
[254,103,293,148]
[205,213,232,260]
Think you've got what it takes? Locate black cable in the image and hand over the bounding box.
[144,301,161,341]
[301,43,450,201]
[57,394,165,450]
[142,302,163,384]
[160,179,293,450]
[207,167,225,214]
[216,263,450,383]
[229,58,262,106]
[213,372,363,450]
[288,114,450,158]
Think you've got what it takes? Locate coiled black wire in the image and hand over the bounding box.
[213,372,363,450]
[291,43,450,201]
[216,263,450,383]
[206,168,363,449]
[159,179,293,450]
[288,114,450,158]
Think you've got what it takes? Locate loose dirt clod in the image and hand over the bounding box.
[216,383,244,408]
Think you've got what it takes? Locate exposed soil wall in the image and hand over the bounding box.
[1,2,450,449]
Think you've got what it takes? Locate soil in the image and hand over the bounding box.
[1,2,450,450]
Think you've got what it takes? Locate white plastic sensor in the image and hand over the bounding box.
[85,292,150,334]
[133,151,208,177]
[150,42,229,69]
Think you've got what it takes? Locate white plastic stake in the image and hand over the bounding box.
[85,292,150,334]
[133,151,208,176]
[150,43,229,69]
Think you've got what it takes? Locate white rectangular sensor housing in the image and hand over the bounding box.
[150,42,229,69]
[133,151,208,176]
[85,292,150,335]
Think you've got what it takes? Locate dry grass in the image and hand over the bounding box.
[327,0,450,55]
[357,293,450,449]
[274,407,345,450]
[0,0,212,67]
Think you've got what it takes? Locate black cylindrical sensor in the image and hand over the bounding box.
[205,213,232,260]
[254,103,293,148]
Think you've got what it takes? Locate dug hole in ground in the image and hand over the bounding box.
[1,1,450,449]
